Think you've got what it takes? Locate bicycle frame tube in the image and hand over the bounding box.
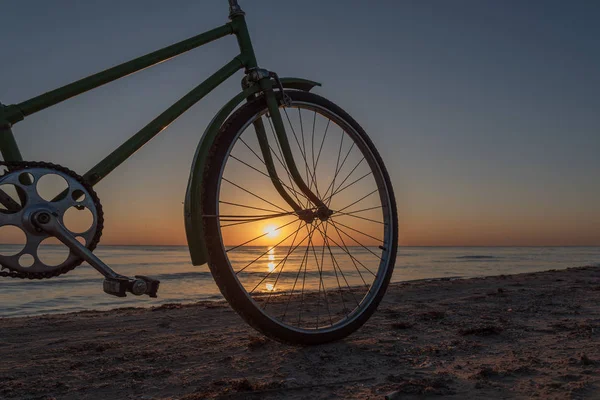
[0,122,23,162]
[0,18,257,186]
[82,58,242,186]
[10,24,234,121]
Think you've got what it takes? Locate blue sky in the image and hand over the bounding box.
[1,0,599,245]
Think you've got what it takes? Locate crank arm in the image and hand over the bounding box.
[33,210,120,279]
[32,210,159,297]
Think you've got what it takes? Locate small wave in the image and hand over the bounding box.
[155,272,213,280]
[455,255,498,260]
[1,277,103,287]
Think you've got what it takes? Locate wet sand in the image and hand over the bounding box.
[1,265,599,399]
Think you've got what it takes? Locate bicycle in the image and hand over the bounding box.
[0,0,398,345]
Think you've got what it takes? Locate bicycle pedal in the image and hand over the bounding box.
[134,275,160,298]
[103,277,129,297]
[103,276,160,298]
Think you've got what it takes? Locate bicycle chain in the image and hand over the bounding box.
[0,161,104,279]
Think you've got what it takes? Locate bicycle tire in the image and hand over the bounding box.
[201,90,398,345]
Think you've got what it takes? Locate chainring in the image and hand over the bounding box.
[0,161,104,279]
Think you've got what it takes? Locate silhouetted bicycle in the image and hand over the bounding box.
[0,1,397,344]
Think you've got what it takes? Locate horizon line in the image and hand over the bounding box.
[91,244,600,248]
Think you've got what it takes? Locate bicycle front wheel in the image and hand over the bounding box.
[201,90,398,344]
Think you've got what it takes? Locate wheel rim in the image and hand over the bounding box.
[213,98,395,334]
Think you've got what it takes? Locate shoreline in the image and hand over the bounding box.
[4,265,595,320]
[1,274,469,320]
[1,265,599,399]
[2,245,598,320]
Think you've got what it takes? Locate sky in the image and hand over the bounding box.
[1,0,599,246]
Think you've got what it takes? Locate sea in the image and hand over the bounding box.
[1,245,599,318]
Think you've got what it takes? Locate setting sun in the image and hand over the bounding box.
[263,225,279,239]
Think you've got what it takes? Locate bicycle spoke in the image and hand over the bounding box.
[283,108,320,196]
[329,219,383,245]
[336,205,383,216]
[222,177,288,213]
[325,221,377,279]
[219,213,296,228]
[335,188,379,214]
[328,219,384,260]
[238,136,308,206]
[229,153,309,202]
[298,224,317,326]
[250,222,316,294]
[281,239,311,322]
[300,220,333,327]
[300,108,323,198]
[238,137,267,165]
[283,108,309,184]
[263,221,304,307]
[316,222,374,309]
[213,212,294,221]
[297,108,310,188]
[328,127,345,199]
[239,124,305,203]
[307,110,325,198]
[315,223,361,310]
[332,210,384,225]
[326,157,365,205]
[316,223,349,314]
[234,222,305,275]
[325,169,372,206]
[219,201,282,214]
[310,111,316,193]
[266,115,310,208]
[323,136,356,201]
[310,223,333,327]
[226,218,299,253]
[312,118,330,196]
[298,108,311,194]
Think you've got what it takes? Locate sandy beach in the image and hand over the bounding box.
[1,265,599,399]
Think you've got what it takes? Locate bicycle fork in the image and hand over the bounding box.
[247,71,333,222]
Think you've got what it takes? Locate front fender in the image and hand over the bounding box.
[184,77,321,266]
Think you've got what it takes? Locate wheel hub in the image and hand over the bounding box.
[297,209,316,223]
[315,206,334,221]
[297,206,333,223]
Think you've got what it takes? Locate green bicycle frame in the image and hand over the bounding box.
[1,19,246,183]
[0,10,322,266]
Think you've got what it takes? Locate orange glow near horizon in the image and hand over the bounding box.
[2,181,600,247]
[3,216,600,247]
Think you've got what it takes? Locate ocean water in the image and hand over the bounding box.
[0,245,599,317]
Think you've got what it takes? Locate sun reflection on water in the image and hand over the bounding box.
[266,247,277,273]
[265,247,277,291]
